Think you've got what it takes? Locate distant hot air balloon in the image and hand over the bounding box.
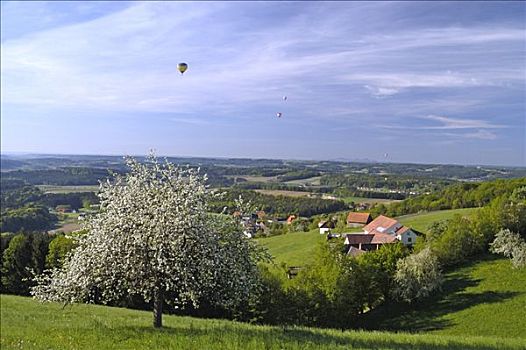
[177,63,188,75]
[283,96,287,101]
[384,153,389,158]
[276,112,282,118]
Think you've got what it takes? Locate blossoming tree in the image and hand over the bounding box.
[32,154,263,327]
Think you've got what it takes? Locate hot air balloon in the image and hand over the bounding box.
[384,153,389,158]
[177,63,188,75]
[283,96,287,101]
[276,112,282,118]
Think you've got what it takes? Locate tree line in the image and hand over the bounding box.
[209,189,347,217]
[1,179,99,233]
[370,177,526,217]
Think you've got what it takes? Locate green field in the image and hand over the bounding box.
[1,294,523,350]
[37,185,99,194]
[359,255,526,340]
[341,196,401,205]
[257,209,479,266]
[257,229,327,266]
[397,208,479,233]
[283,176,322,186]
[254,189,313,198]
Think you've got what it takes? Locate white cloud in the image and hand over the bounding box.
[418,115,506,130]
[1,2,524,123]
[464,130,497,140]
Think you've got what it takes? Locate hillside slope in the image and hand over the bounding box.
[358,255,526,339]
[1,294,524,350]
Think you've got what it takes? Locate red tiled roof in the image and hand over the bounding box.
[370,233,397,244]
[364,215,398,233]
[347,212,372,224]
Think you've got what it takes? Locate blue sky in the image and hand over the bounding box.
[1,1,525,166]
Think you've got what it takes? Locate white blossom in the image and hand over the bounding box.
[32,153,264,325]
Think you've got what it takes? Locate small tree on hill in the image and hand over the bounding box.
[32,154,263,328]
[490,229,526,269]
[393,247,443,303]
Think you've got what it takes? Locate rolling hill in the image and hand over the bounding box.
[1,294,523,350]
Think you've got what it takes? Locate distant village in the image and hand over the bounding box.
[235,209,416,257]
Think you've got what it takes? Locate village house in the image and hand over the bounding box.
[344,215,417,255]
[346,212,373,227]
[318,220,335,234]
[55,205,72,213]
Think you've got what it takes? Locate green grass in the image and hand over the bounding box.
[254,189,313,197]
[1,295,524,350]
[397,208,479,233]
[257,229,327,266]
[37,185,99,194]
[341,196,401,205]
[257,209,480,266]
[359,255,526,340]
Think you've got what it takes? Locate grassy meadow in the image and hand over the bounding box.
[257,208,480,266]
[359,255,526,340]
[257,228,327,266]
[1,294,524,350]
[397,208,479,233]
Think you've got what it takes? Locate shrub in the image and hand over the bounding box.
[393,248,443,303]
[490,229,526,269]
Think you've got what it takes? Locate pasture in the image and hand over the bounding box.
[359,255,526,340]
[397,208,479,233]
[1,294,523,350]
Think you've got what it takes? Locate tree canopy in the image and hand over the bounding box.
[31,154,264,327]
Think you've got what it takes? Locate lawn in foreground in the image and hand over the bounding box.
[1,294,523,350]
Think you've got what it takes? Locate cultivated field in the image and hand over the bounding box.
[37,185,99,194]
[1,294,523,350]
[341,196,401,205]
[283,176,322,186]
[231,175,277,183]
[254,189,313,198]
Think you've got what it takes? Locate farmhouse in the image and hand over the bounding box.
[363,215,416,246]
[344,215,417,255]
[347,212,372,227]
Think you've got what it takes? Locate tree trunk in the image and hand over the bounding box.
[153,288,164,328]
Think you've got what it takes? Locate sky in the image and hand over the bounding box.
[1,1,525,166]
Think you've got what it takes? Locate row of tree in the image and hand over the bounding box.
[1,232,75,295]
[3,155,523,331]
[371,178,526,217]
[209,189,347,217]
[415,186,526,268]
